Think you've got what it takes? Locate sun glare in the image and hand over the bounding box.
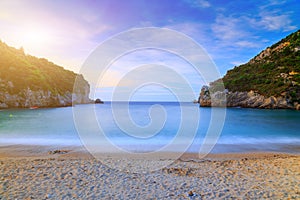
[20,27,53,52]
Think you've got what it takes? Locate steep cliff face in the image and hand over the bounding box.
[199,30,300,110]
[0,41,91,108]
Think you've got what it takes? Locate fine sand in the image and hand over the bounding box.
[0,145,299,199]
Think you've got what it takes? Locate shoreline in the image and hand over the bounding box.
[0,144,298,161]
[0,102,96,110]
[1,143,299,158]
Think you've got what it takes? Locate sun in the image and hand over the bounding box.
[20,27,53,52]
[24,30,45,45]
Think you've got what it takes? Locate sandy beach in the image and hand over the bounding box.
[0,145,299,199]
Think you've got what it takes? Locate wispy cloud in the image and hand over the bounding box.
[212,16,244,41]
[251,1,297,32]
[165,22,208,41]
[211,15,259,48]
[185,0,211,8]
[260,0,288,9]
[235,40,260,48]
[254,12,297,31]
[97,70,134,87]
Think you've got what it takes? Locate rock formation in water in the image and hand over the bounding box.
[199,30,300,110]
[95,98,104,104]
[0,41,92,108]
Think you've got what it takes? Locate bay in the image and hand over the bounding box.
[0,102,299,154]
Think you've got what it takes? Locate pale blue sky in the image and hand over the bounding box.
[0,0,299,101]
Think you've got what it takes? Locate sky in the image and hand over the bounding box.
[0,0,299,101]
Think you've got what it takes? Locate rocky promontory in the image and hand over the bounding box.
[199,30,300,110]
[199,86,300,110]
[0,41,91,108]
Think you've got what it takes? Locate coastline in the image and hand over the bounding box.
[0,144,299,199]
[0,102,96,110]
[1,144,299,158]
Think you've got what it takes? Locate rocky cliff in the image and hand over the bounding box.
[198,86,300,110]
[199,30,300,110]
[0,41,91,108]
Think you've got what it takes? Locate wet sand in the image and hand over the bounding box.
[0,145,299,199]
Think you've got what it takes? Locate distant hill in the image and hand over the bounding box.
[199,30,300,110]
[0,41,91,108]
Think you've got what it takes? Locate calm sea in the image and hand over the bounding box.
[0,102,299,154]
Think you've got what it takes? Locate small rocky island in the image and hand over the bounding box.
[95,98,104,104]
[0,41,92,108]
[199,30,300,110]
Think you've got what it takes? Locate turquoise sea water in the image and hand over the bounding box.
[0,102,299,154]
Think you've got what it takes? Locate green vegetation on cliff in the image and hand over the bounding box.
[0,41,82,95]
[211,30,300,103]
[0,41,90,108]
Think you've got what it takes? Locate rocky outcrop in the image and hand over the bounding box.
[72,75,92,105]
[0,75,91,108]
[198,86,299,110]
[198,86,211,107]
[249,41,291,64]
[95,98,104,104]
[198,86,226,107]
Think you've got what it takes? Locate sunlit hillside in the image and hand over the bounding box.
[0,41,90,108]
